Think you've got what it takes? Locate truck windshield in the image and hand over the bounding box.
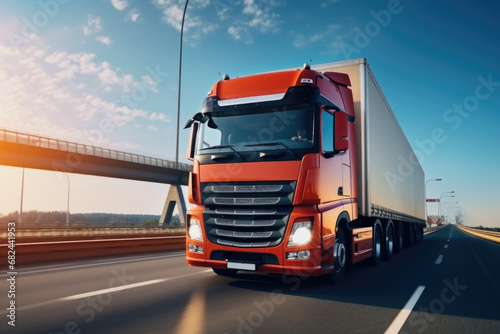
[197,106,314,158]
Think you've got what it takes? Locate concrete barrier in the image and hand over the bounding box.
[456,225,500,244]
[423,225,446,235]
[1,235,186,266]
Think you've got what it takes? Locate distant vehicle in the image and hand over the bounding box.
[184,58,425,282]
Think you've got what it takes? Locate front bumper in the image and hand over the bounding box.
[186,245,326,276]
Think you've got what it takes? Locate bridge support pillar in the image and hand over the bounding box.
[159,184,186,227]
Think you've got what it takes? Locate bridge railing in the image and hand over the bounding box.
[0,128,191,171]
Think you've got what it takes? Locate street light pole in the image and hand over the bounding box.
[175,0,189,166]
[425,178,442,225]
[19,168,25,224]
[438,191,455,219]
[63,173,70,225]
[442,201,458,223]
[444,203,460,224]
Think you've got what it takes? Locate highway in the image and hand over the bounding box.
[2,225,499,334]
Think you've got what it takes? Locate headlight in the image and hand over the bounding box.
[287,220,313,247]
[188,218,203,242]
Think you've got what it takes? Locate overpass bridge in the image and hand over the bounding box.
[0,128,192,225]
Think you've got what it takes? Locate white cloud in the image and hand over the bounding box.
[111,0,128,11]
[142,75,159,93]
[149,112,169,122]
[96,36,113,46]
[126,8,140,22]
[242,0,258,15]
[83,16,103,36]
[225,0,281,42]
[82,94,147,126]
[148,125,158,131]
[151,0,215,43]
[151,0,281,43]
[44,51,139,91]
[192,0,211,8]
[228,26,243,41]
[243,0,280,33]
[0,40,151,145]
[291,25,342,49]
[160,4,191,31]
[202,23,218,35]
[33,49,45,58]
[293,34,307,48]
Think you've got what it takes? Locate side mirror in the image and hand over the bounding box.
[334,111,349,152]
[186,121,199,160]
[184,112,210,129]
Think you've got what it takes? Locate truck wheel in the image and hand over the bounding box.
[372,224,382,265]
[416,225,423,243]
[329,228,347,284]
[383,223,394,260]
[213,268,238,277]
[394,222,403,254]
[406,223,415,248]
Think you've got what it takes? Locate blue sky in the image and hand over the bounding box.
[0,0,499,227]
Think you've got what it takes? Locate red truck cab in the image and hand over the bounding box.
[183,63,398,282]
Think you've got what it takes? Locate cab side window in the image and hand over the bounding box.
[321,110,334,153]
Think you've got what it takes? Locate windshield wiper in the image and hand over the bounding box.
[200,144,245,160]
[245,142,297,158]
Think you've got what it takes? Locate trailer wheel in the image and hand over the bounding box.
[394,222,403,254]
[372,223,382,265]
[383,223,394,260]
[328,228,347,284]
[416,225,423,243]
[213,268,238,277]
[406,223,415,248]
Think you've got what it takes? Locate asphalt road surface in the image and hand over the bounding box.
[2,225,499,334]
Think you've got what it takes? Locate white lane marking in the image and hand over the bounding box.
[444,244,448,249]
[435,255,444,264]
[61,279,167,301]
[0,252,185,277]
[1,269,212,314]
[384,285,426,334]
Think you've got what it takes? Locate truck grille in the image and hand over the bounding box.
[202,181,295,248]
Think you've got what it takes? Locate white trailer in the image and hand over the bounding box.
[313,58,425,224]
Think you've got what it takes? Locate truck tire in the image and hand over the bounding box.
[372,223,382,265]
[394,221,403,254]
[328,228,347,284]
[383,222,394,260]
[406,223,415,248]
[416,225,423,243]
[213,268,238,277]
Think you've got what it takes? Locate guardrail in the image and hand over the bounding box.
[423,225,446,235]
[457,225,500,244]
[0,223,185,238]
[0,235,186,266]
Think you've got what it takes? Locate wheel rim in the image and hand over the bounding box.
[399,229,403,248]
[375,228,381,258]
[334,242,346,270]
[388,228,394,255]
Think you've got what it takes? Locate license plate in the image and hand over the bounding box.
[227,262,256,271]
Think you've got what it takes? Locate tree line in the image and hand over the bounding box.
[0,210,181,226]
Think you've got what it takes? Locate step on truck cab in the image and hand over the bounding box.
[184,58,425,283]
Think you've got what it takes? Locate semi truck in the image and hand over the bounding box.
[184,58,425,283]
